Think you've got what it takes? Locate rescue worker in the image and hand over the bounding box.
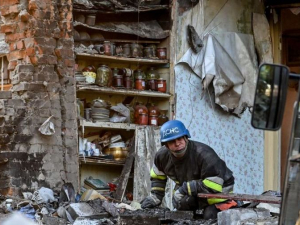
[140,120,235,219]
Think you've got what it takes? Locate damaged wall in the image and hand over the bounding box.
[0,0,79,195]
[174,0,265,194]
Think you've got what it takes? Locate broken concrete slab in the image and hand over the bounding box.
[240,216,279,225]
[218,208,271,225]
[119,208,166,225]
[73,217,115,225]
[67,203,108,220]
[165,210,194,221]
[42,215,68,225]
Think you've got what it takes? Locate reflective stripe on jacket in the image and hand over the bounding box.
[150,140,234,205]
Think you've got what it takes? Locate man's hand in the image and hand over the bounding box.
[172,190,198,210]
[172,189,184,209]
[178,180,198,196]
[140,194,161,209]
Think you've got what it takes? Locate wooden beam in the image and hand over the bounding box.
[198,193,281,204]
[115,137,135,201]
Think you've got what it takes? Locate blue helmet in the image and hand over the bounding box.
[160,120,191,143]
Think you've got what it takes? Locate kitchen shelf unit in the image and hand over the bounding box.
[74,0,174,196]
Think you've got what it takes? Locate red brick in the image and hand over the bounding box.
[7,50,26,61]
[7,61,18,71]
[9,43,16,51]
[28,0,38,11]
[0,24,17,34]
[0,5,20,16]
[16,40,24,50]
[64,59,75,67]
[5,33,26,42]
[1,0,20,6]
[19,10,30,22]
[25,47,35,57]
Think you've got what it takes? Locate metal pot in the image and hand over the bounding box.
[103,147,128,161]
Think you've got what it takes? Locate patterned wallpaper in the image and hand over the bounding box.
[175,64,264,195]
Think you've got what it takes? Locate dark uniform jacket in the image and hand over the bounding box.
[150,140,234,204]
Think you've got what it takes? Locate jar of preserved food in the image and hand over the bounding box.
[148,103,160,116]
[82,65,96,84]
[122,44,131,57]
[134,69,145,79]
[138,113,148,125]
[146,67,158,80]
[134,69,146,90]
[156,47,167,60]
[144,47,154,58]
[103,41,112,56]
[158,110,169,126]
[147,79,156,91]
[156,78,167,92]
[146,67,159,90]
[112,68,119,77]
[96,65,111,87]
[149,115,158,126]
[119,68,132,77]
[135,77,145,90]
[113,75,123,88]
[124,76,133,89]
[134,103,148,124]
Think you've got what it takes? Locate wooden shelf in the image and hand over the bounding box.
[76,53,169,65]
[73,5,169,14]
[80,120,137,130]
[74,39,160,44]
[77,84,171,98]
[79,156,125,166]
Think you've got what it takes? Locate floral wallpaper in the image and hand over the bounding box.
[175,64,264,195]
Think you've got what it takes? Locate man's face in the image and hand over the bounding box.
[166,136,187,157]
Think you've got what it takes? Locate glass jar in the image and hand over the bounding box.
[122,44,131,57]
[156,78,167,93]
[112,68,119,77]
[156,47,167,60]
[158,110,169,126]
[113,75,123,88]
[147,79,156,91]
[146,67,159,90]
[119,68,132,77]
[149,115,158,126]
[134,69,145,79]
[138,113,148,125]
[96,65,111,87]
[145,67,158,80]
[124,76,133,89]
[134,103,148,124]
[134,69,146,90]
[135,77,146,90]
[144,47,154,58]
[148,103,160,116]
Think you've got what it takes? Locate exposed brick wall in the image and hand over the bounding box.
[0,0,79,195]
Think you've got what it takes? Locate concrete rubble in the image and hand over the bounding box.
[0,184,281,225]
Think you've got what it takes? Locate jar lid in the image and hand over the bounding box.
[157,78,165,80]
[114,75,123,78]
[135,76,145,79]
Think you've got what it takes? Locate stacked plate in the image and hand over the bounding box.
[75,72,86,83]
[91,107,110,122]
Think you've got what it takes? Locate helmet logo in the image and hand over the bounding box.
[163,127,179,137]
